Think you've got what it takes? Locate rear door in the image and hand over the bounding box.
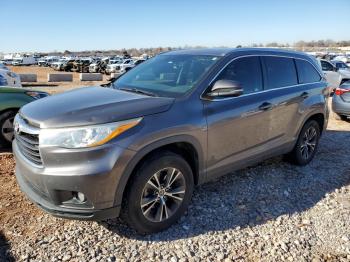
[260,56,302,148]
[321,60,341,88]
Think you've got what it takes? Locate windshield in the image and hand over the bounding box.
[336,62,349,69]
[113,54,220,98]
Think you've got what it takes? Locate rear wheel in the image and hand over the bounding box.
[0,111,17,147]
[122,151,194,234]
[286,120,320,166]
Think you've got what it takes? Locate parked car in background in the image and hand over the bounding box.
[12,56,37,66]
[71,58,92,73]
[331,60,350,72]
[51,59,75,71]
[333,55,349,64]
[0,69,22,87]
[0,87,48,146]
[89,58,109,73]
[37,58,47,66]
[13,48,329,234]
[59,59,76,72]
[332,81,350,121]
[119,59,145,74]
[106,59,134,74]
[109,57,123,64]
[320,59,350,89]
[38,56,59,67]
[1,59,13,65]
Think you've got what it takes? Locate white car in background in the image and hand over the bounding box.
[0,69,22,87]
[12,56,37,66]
[333,56,349,64]
[51,59,69,71]
[38,56,60,67]
[106,59,134,74]
[320,59,350,89]
[331,60,350,72]
[119,59,146,74]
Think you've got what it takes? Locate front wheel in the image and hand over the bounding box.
[121,152,194,234]
[0,111,16,147]
[286,120,321,166]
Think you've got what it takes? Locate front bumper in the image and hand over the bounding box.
[13,140,134,220]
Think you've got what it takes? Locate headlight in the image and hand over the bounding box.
[40,118,142,148]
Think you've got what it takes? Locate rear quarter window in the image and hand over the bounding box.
[295,59,321,84]
[263,56,298,89]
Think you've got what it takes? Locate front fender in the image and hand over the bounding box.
[113,134,206,207]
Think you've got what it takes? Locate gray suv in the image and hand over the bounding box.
[13,48,329,234]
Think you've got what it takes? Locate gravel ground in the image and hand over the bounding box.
[0,107,350,262]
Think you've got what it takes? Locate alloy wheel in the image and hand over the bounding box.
[1,116,15,142]
[300,126,317,160]
[140,167,186,223]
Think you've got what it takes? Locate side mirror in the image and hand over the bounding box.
[207,80,243,97]
[333,67,339,72]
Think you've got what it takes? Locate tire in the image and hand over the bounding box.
[286,120,321,166]
[0,110,17,147]
[121,151,194,234]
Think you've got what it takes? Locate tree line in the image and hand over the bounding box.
[45,40,350,57]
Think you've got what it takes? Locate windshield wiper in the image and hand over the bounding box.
[119,87,157,97]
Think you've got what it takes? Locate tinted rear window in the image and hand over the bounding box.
[295,59,321,84]
[263,56,298,89]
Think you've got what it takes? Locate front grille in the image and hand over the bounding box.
[15,116,43,166]
[16,132,42,166]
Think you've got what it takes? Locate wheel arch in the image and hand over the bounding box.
[114,135,205,207]
[0,108,20,118]
[298,110,326,138]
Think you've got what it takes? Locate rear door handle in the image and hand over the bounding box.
[300,92,309,99]
[259,102,273,111]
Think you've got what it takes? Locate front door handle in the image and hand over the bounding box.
[300,92,309,99]
[259,102,273,111]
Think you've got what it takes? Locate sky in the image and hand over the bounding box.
[2,0,350,53]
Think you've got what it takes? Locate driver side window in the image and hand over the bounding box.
[216,56,263,94]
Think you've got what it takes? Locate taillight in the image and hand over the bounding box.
[335,88,350,96]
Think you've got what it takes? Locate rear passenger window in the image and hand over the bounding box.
[295,59,321,84]
[216,56,263,94]
[263,56,298,89]
[320,60,334,71]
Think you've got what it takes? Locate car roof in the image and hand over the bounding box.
[162,47,308,58]
[331,60,344,64]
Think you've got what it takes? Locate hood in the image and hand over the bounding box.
[20,86,174,128]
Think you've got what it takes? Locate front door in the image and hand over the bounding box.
[204,56,272,178]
